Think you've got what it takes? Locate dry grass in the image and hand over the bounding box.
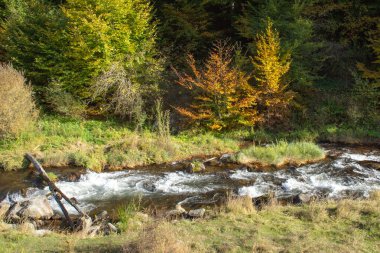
[0,63,38,138]
[124,223,191,253]
[0,192,379,252]
[225,195,257,215]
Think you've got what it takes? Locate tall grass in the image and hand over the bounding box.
[234,141,325,166]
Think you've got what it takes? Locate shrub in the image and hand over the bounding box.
[0,63,38,138]
[92,63,145,121]
[174,41,260,130]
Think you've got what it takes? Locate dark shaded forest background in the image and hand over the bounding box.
[0,0,379,136]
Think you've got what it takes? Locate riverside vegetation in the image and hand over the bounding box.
[0,0,379,252]
[0,192,379,253]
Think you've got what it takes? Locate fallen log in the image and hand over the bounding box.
[24,153,88,230]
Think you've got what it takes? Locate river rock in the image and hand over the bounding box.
[166,209,186,219]
[298,193,313,203]
[0,202,10,219]
[220,154,233,163]
[188,208,205,218]
[187,162,206,173]
[18,196,54,220]
[142,181,157,192]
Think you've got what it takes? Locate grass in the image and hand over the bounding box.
[0,116,328,171]
[233,141,325,167]
[0,116,240,171]
[0,192,379,252]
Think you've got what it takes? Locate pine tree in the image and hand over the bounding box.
[252,20,293,127]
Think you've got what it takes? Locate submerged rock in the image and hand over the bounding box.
[142,181,157,192]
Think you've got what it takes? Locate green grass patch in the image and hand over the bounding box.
[233,141,325,166]
[0,116,240,171]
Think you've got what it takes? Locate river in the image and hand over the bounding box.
[1,144,379,216]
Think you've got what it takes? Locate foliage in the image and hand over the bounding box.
[44,81,86,118]
[0,63,38,138]
[237,0,322,88]
[62,0,161,99]
[156,0,214,67]
[92,63,145,123]
[175,41,260,130]
[0,0,67,89]
[252,20,294,127]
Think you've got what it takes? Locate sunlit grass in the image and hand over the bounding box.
[234,141,325,166]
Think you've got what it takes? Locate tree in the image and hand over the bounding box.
[237,0,322,88]
[62,0,161,99]
[175,42,260,131]
[0,0,67,90]
[251,20,294,127]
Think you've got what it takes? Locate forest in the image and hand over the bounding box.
[0,1,379,252]
[0,0,379,138]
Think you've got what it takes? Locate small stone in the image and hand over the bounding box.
[107,223,118,233]
[188,208,205,218]
[166,209,185,219]
[220,154,233,163]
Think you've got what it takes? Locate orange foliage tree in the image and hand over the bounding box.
[174,42,260,130]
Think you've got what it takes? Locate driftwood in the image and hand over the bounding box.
[24,153,87,230]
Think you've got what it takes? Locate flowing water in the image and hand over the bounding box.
[1,144,380,216]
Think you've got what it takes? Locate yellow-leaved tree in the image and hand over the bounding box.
[252,20,294,127]
[174,42,260,130]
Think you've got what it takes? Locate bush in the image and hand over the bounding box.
[0,63,38,138]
